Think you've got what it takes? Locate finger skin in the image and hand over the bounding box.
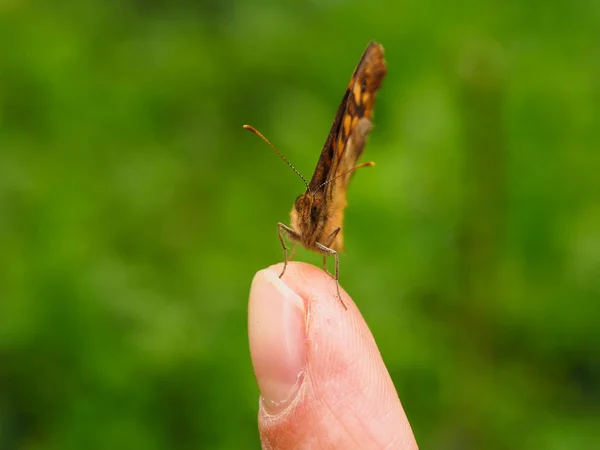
[249,262,418,449]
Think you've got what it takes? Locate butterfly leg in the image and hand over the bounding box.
[321,226,341,275]
[277,222,300,279]
[315,241,346,310]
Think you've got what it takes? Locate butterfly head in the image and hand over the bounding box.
[293,190,325,231]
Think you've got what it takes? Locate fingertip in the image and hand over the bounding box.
[250,265,306,314]
[249,262,417,449]
[249,267,308,414]
[265,262,355,312]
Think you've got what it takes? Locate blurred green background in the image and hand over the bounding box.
[1,1,599,449]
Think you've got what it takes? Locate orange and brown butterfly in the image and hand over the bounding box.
[243,41,387,309]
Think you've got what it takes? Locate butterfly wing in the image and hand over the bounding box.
[306,42,387,195]
[290,42,386,252]
[315,42,387,251]
[332,42,386,189]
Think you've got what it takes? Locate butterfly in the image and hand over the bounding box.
[244,42,387,309]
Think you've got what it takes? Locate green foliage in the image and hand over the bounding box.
[1,1,598,449]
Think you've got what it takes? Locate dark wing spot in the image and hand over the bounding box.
[355,103,365,118]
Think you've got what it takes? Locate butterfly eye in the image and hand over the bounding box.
[294,195,305,211]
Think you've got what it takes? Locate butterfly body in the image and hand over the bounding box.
[277,42,387,308]
[244,43,386,308]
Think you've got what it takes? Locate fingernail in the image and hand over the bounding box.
[248,268,307,414]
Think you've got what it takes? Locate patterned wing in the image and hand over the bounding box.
[306,42,387,194]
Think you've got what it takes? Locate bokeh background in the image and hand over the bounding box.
[1,1,599,449]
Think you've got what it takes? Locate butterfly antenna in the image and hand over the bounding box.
[317,161,375,191]
[243,125,309,189]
